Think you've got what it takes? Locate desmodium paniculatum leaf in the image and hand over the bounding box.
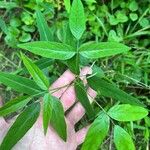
[87,75,145,106]
[75,79,95,118]
[108,104,148,121]
[43,93,53,135]
[82,113,110,150]
[79,42,131,59]
[0,96,31,116]
[50,96,67,141]
[18,41,76,60]
[0,103,40,150]
[69,0,86,40]
[21,53,49,90]
[114,125,135,150]
[0,71,43,95]
[36,10,53,41]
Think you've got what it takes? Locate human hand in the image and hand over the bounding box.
[0,67,96,150]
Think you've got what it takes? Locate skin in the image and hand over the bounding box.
[0,67,96,150]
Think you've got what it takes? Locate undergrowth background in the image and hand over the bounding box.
[0,0,150,149]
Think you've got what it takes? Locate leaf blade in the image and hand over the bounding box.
[79,42,131,59]
[82,113,110,150]
[0,103,40,150]
[87,75,145,106]
[0,71,43,95]
[43,93,52,135]
[75,79,95,118]
[36,10,53,41]
[0,96,31,116]
[69,0,86,40]
[114,125,135,150]
[18,41,76,60]
[21,53,49,90]
[50,96,67,141]
[108,104,148,121]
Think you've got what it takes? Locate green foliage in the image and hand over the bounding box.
[114,125,135,150]
[18,42,76,60]
[43,93,52,135]
[75,79,95,118]
[82,113,110,150]
[0,0,149,149]
[0,103,40,150]
[50,96,67,141]
[0,96,31,116]
[108,104,148,121]
[36,10,53,41]
[0,71,43,95]
[87,75,144,106]
[69,0,86,40]
[79,42,130,59]
[21,53,49,90]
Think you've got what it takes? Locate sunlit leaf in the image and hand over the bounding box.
[18,41,76,60]
[82,113,110,150]
[79,42,130,59]
[69,0,86,39]
[108,104,148,121]
[114,125,135,150]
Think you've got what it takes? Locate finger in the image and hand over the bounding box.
[59,67,93,111]
[60,86,76,111]
[50,70,75,98]
[76,125,90,145]
[66,87,97,125]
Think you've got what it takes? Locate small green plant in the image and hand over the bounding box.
[0,0,149,149]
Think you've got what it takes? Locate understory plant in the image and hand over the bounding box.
[0,0,149,150]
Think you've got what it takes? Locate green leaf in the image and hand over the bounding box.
[0,96,31,116]
[36,10,53,41]
[21,53,49,90]
[82,113,110,150]
[50,96,67,141]
[0,103,40,150]
[16,58,53,75]
[0,2,18,9]
[69,0,86,40]
[114,125,135,150]
[18,41,76,60]
[0,71,43,95]
[75,79,95,118]
[67,54,80,75]
[0,17,8,34]
[79,42,130,59]
[108,104,148,121]
[43,93,52,135]
[87,76,145,106]
[64,0,70,13]
[19,32,31,42]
